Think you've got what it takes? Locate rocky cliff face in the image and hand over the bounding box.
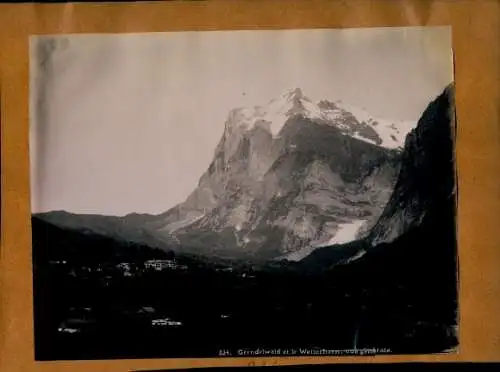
[301,83,457,268]
[367,83,456,246]
[143,88,407,259]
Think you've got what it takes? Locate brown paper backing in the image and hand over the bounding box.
[1,0,499,370]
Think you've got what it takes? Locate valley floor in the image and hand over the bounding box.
[33,253,458,360]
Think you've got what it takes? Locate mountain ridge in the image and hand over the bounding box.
[33,87,420,260]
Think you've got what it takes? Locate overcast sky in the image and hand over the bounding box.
[30,26,453,216]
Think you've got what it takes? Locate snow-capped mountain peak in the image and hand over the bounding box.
[318,99,417,149]
[224,87,319,137]
[224,88,416,150]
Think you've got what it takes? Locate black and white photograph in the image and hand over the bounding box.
[30,26,458,361]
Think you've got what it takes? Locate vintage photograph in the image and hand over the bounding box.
[29,26,458,360]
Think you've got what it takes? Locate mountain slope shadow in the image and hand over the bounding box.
[299,83,458,353]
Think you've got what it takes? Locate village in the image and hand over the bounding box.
[46,255,258,338]
[48,257,190,279]
[48,258,192,336]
